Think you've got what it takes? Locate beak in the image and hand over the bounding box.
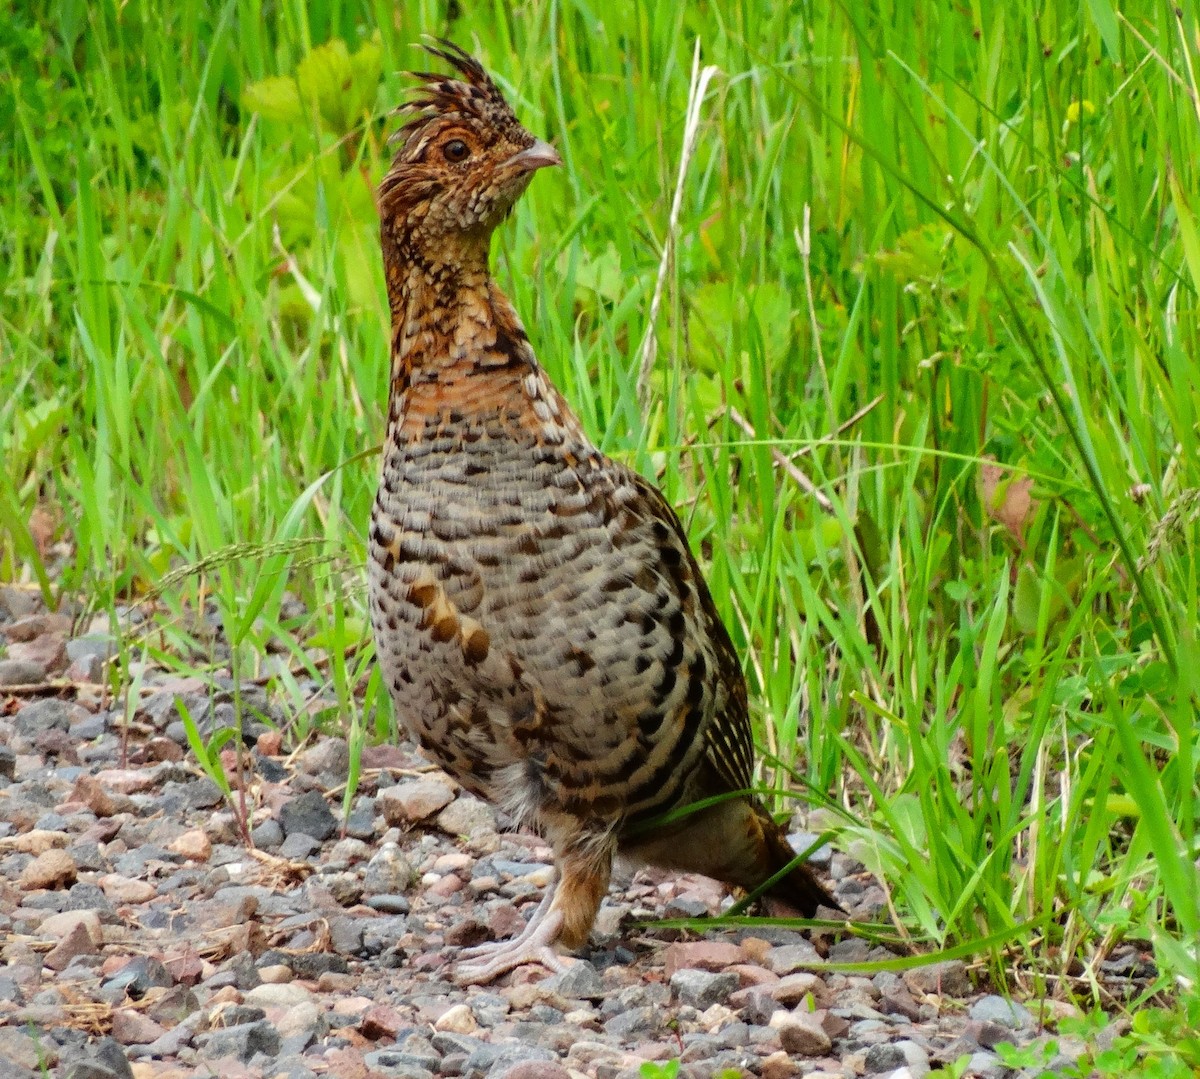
[508,138,562,173]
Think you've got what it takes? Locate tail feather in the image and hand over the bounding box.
[758,805,842,916]
[620,796,841,916]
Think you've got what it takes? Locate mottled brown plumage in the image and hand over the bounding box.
[369,41,838,983]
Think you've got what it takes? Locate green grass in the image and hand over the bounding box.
[4,0,1199,1019]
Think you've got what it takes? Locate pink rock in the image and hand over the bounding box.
[39,910,102,946]
[378,779,455,825]
[20,848,77,890]
[98,874,156,904]
[728,963,779,987]
[662,940,746,977]
[110,1008,168,1045]
[773,971,830,1006]
[92,768,160,795]
[43,920,98,971]
[168,829,212,862]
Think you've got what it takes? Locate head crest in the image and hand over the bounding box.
[392,38,522,152]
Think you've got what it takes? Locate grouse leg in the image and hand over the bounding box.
[454,884,568,984]
[454,836,613,984]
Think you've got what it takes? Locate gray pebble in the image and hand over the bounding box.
[670,968,739,1009]
[101,956,173,998]
[787,831,834,866]
[828,937,872,963]
[195,1019,281,1062]
[62,1035,135,1079]
[432,1031,487,1057]
[865,1043,913,1073]
[328,916,366,956]
[604,1005,658,1037]
[279,790,337,841]
[66,635,115,664]
[279,832,323,859]
[436,795,496,837]
[969,994,1035,1030]
[0,658,46,686]
[15,699,71,736]
[964,1050,1009,1078]
[545,960,605,1000]
[71,714,107,740]
[903,959,971,997]
[251,818,285,849]
[0,746,16,780]
[469,1043,556,1078]
[764,941,822,973]
[367,893,411,915]
[345,796,377,839]
[364,844,415,895]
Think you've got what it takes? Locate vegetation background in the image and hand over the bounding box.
[4,0,1200,1068]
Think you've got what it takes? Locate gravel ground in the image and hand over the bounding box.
[0,587,1120,1079]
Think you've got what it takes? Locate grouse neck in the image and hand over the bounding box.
[384,243,553,440]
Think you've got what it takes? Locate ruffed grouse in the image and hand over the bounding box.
[369,41,837,983]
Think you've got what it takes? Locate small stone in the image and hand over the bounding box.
[378,779,455,825]
[111,1008,168,1045]
[5,612,70,641]
[103,956,174,997]
[168,829,212,862]
[61,1035,135,1079]
[7,634,66,677]
[0,1028,41,1070]
[772,971,827,1006]
[763,942,822,974]
[279,790,337,841]
[296,737,349,778]
[14,698,71,736]
[903,959,971,998]
[963,1051,1006,1079]
[436,794,496,836]
[69,774,134,817]
[545,960,605,1001]
[968,994,1034,1029]
[434,1003,477,1034]
[194,1019,281,1063]
[244,982,313,1006]
[731,987,776,1025]
[760,1049,800,1079]
[494,1064,571,1079]
[44,920,99,971]
[21,848,77,890]
[39,909,103,945]
[465,1044,555,1077]
[279,832,322,859]
[257,965,293,985]
[66,635,115,664]
[0,745,15,780]
[864,1044,908,1073]
[879,990,922,1020]
[98,874,156,904]
[0,658,46,686]
[360,1003,406,1040]
[363,843,415,895]
[250,818,284,849]
[769,1009,832,1056]
[444,917,490,948]
[670,968,739,1009]
[662,940,746,977]
[604,1005,658,1037]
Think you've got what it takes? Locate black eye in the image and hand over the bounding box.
[443,139,469,163]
